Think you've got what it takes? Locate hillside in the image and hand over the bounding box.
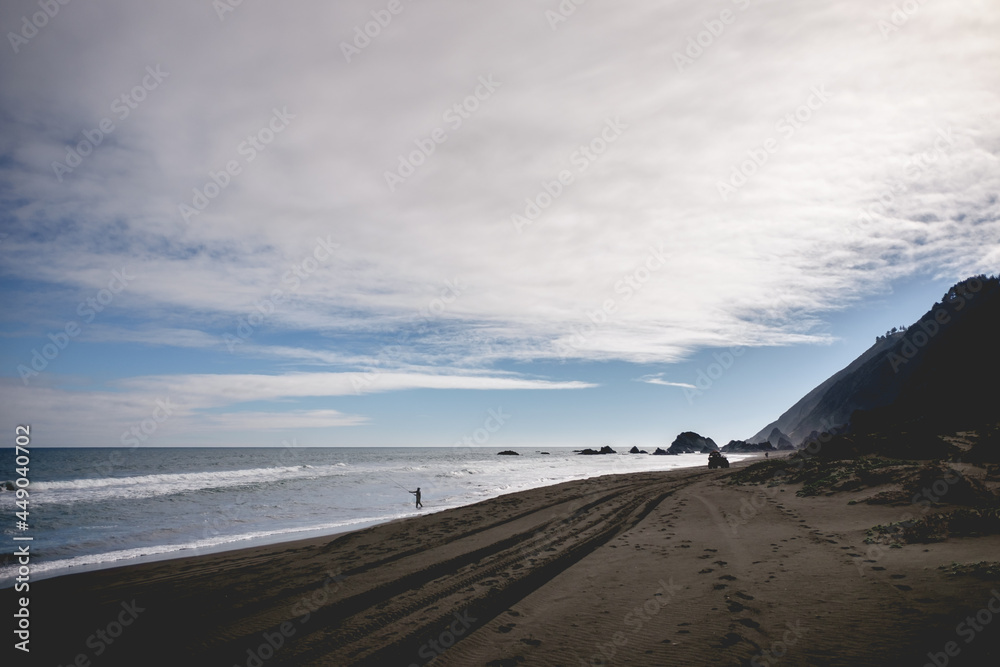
[752,275,999,446]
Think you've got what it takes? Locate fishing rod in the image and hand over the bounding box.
[382,473,410,492]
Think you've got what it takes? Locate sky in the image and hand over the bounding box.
[0,0,998,448]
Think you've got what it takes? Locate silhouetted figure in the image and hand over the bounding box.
[409,487,422,509]
[765,452,769,459]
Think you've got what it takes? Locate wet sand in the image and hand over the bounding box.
[11,458,1000,666]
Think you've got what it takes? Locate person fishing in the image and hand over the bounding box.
[383,473,422,509]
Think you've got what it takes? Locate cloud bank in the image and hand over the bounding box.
[1,0,997,443]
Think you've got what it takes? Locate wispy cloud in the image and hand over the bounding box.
[119,372,598,401]
[1,371,594,445]
[635,374,697,390]
[1,1,997,445]
[2,1,996,372]
[196,410,369,431]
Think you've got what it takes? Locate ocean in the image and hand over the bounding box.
[0,446,748,587]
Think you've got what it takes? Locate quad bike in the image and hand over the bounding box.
[707,450,730,469]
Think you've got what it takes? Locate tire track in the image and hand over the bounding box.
[290,473,708,665]
[204,482,637,651]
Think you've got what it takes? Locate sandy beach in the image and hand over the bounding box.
[12,456,1000,666]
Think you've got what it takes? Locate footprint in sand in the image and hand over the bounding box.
[520,638,541,646]
[734,592,755,601]
[872,566,886,571]
[719,574,737,581]
[712,632,744,648]
[737,618,761,629]
[714,584,728,590]
[727,601,745,612]
[497,624,516,633]
[486,658,524,667]
[699,568,715,574]
[890,574,906,579]
[714,560,728,566]
[895,584,913,591]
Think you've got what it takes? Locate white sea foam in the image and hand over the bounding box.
[0,448,756,588]
[0,512,433,585]
[31,464,352,505]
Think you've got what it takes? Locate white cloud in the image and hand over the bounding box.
[0,372,595,445]
[1,1,998,444]
[636,374,697,390]
[119,372,598,403]
[196,409,369,431]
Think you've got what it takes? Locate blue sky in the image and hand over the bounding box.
[1,1,998,447]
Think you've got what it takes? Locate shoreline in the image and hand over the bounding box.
[11,454,997,665]
[4,451,750,588]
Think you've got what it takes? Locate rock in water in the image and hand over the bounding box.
[668,431,719,454]
[578,446,617,455]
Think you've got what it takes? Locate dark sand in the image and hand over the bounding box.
[10,458,1000,666]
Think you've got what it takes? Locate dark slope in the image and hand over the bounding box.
[752,275,999,446]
